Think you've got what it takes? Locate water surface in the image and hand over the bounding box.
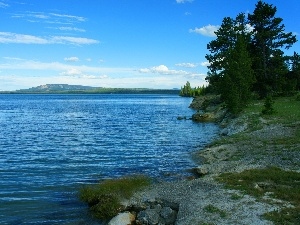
[0,94,219,224]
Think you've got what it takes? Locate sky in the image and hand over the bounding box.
[0,0,299,91]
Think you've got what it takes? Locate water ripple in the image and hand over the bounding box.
[0,94,219,224]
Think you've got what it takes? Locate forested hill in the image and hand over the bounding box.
[2,84,180,95]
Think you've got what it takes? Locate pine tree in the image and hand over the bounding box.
[205,13,251,92]
[221,35,255,114]
[248,0,297,97]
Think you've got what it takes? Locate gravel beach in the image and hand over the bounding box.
[127,97,300,225]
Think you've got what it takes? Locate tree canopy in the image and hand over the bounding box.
[203,0,298,114]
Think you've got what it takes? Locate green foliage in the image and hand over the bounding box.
[180,81,206,97]
[248,1,297,98]
[220,35,255,114]
[203,204,227,218]
[79,175,151,219]
[262,95,275,115]
[217,167,300,225]
[205,0,298,101]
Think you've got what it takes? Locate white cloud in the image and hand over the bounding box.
[50,36,99,45]
[176,0,194,3]
[176,62,210,68]
[0,32,48,44]
[50,13,87,22]
[200,61,210,67]
[245,24,254,33]
[176,63,197,68]
[59,68,109,79]
[0,58,133,75]
[32,13,49,19]
[64,57,79,62]
[11,11,87,25]
[0,2,9,8]
[0,32,99,45]
[189,24,220,37]
[58,27,86,32]
[60,68,82,76]
[139,65,190,76]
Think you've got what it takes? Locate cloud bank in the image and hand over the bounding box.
[0,32,99,45]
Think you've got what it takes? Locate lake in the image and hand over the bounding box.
[0,94,219,224]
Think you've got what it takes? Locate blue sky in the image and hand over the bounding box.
[0,0,299,91]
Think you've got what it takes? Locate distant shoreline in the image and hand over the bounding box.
[0,90,180,95]
[0,84,180,95]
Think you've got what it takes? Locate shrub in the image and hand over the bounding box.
[79,175,151,219]
[262,95,275,115]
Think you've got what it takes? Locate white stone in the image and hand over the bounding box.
[108,212,135,225]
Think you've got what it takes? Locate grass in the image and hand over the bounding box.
[202,95,300,224]
[217,167,300,224]
[79,175,151,219]
[264,96,300,125]
[203,204,227,218]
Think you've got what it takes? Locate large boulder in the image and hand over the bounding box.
[108,212,135,225]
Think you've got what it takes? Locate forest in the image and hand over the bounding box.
[180,0,299,114]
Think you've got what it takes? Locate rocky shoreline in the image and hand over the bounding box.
[107,96,300,225]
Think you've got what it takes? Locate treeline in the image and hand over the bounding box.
[203,0,299,114]
[179,81,206,97]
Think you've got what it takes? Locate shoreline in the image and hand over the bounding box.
[122,95,300,225]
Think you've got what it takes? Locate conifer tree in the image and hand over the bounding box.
[206,13,250,92]
[248,0,297,97]
[221,35,255,114]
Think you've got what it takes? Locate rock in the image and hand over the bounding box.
[108,212,135,225]
[194,166,209,176]
[220,128,229,136]
[137,208,160,225]
[159,207,177,224]
[160,199,179,211]
[192,112,215,122]
[135,199,179,225]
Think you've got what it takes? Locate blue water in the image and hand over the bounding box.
[0,94,219,224]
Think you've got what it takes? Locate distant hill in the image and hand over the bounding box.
[6,84,180,95]
[19,84,97,92]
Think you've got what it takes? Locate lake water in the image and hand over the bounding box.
[0,94,219,224]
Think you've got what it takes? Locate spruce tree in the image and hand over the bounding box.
[248,0,297,97]
[221,35,255,114]
[206,13,250,92]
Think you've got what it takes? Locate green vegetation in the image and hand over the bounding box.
[261,95,275,115]
[199,95,300,224]
[179,81,206,97]
[201,0,299,114]
[203,204,227,218]
[79,175,151,219]
[217,167,300,225]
